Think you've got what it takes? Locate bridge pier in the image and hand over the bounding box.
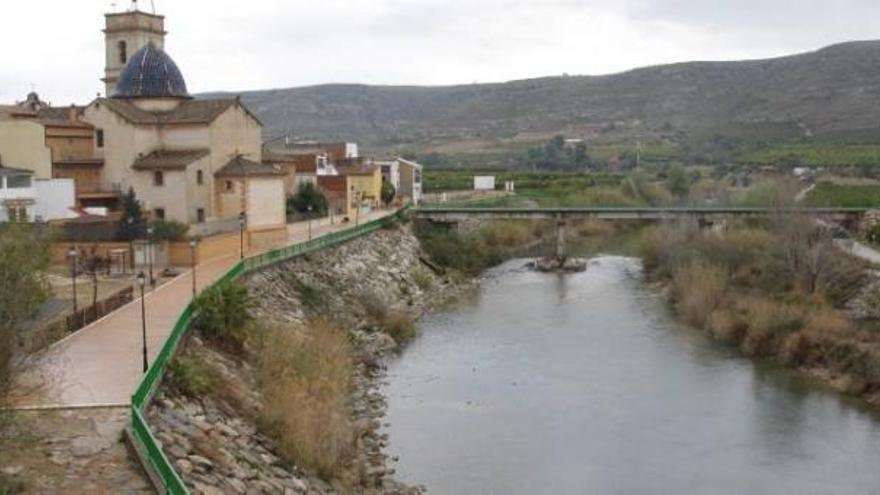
[555,213,566,261]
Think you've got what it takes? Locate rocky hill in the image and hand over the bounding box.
[205,41,880,149]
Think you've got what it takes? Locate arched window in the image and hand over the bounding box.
[118,41,128,65]
[196,170,204,185]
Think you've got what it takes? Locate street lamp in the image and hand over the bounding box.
[137,270,148,373]
[127,217,134,272]
[307,204,313,241]
[189,237,199,299]
[68,246,78,312]
[238,212,247,260]
[146,226,155,288]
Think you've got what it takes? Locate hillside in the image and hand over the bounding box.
[205,41,880,153]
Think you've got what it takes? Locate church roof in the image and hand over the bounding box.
[215,156,287,178]
[113,43,190,99]
[132,149,210,171]
[94,97,251,125]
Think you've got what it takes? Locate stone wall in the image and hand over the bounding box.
[147,224,466,494]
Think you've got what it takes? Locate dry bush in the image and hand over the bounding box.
[803,307,852,338]
[411,263,434,291]
[779,332,813,366]
[672,259,728,328]
[255,320,355,479]
[739,298,803,356]
[574,218,614,237]
[384,310,416,344]
[708,308,747,345]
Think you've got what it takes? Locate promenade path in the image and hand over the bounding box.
[9,209,392,409]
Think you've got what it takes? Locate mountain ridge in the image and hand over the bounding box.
[202,40,880,150]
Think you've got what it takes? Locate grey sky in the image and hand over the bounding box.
[1,0,878,105]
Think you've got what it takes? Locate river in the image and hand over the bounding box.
[383,257,880,494]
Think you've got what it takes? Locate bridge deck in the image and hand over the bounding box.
[415,206,868,221]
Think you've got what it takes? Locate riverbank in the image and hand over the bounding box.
[640,218,880,407]
[145,223,474,493]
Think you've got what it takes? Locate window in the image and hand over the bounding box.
[118,41,127,64]
[197,208,205,223]
[225,180,233,192]
[196,170,204,185]
[6,205,27,222]
[154,208,165,220]
[414,169,422,184]
[153,170,164,186]
[95,129,104,148]
[6,174,31,189]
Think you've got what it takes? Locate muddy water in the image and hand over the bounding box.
[383,257,880,494]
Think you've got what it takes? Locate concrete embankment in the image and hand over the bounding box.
[146,224,469,493]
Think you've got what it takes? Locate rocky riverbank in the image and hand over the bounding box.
[147,224,472,494]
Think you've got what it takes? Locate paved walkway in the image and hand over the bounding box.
[836,239,880,265]
[9,209,393,409]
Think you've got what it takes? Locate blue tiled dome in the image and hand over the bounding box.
[113,43,190,99]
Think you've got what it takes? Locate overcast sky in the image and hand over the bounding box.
[2,0,879,105]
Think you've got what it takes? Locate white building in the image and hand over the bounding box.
[0,167,37,221]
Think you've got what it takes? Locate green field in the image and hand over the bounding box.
[805,182,880,207]
[737,144,880,168]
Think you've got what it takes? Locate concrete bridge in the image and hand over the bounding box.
[415,206,870,259]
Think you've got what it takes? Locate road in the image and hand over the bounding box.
[8,209,393,409]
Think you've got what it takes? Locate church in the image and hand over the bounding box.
[83,5,287,246]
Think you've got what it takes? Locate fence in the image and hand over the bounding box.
[66,285,135,332]
[129,211,399,494]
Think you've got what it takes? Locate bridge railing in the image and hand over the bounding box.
[129,212,399,495]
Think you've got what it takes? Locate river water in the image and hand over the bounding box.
[383,257,880,494]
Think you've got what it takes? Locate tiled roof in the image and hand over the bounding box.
[317,175,347,192]
[36,106,91,128]
[113,43,190,99]
[337,163,378,176]
[132,149,210,170]
[94,97,248,125]
[215,155,287,178]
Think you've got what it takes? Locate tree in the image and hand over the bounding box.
[381,181,396,206]
[118,187,144,241]
[0,224,51,395]
[287,182,328,216]
[666,165,690,200]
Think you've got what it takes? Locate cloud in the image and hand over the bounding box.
[0,0,876,104]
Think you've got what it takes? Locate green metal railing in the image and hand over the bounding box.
[129,213,397,494]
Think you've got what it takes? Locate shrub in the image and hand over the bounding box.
[708,308,747,345]
[672,259,728,328]
[384,310,416,344]
[739,298,803,356]
[255,321,355,480]
[192,280,253,352]
[149,219,189,242]
[412,263,434,291]
[779,332,813,366]
[167,353,215,397]
[287,182,328,216]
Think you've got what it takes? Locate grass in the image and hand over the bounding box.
[806,182,880,207]
[737,143,880,168]
[255,320,355,481]
[415,220,538,275]
[167,353,216,397]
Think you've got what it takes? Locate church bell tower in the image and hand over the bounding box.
[102,1,166,96]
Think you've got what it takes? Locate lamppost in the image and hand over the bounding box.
[238,212,247,260]
[307,204,313,241]
[146,226,155,288]
[127,217,134,272]
[189,236,199,299]
[137,270,148,373]
[68,246,78,312]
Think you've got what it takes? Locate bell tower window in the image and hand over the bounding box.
[118,41,128,65]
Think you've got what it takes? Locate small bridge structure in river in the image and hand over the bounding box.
[414,206,870,259]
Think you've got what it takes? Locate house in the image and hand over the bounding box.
[377,158,423,205]
[338,163,382,212]
[317,174,352,220]
[83,32,285,239]
[0,95,112,211]
[0,167,37,222]
[396,158,423,205]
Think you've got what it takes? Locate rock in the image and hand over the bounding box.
[1,465,24,476]
[226,476,247,494]
[188,455,214,471]
[71,435,108,457]
[176,459,194,474]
